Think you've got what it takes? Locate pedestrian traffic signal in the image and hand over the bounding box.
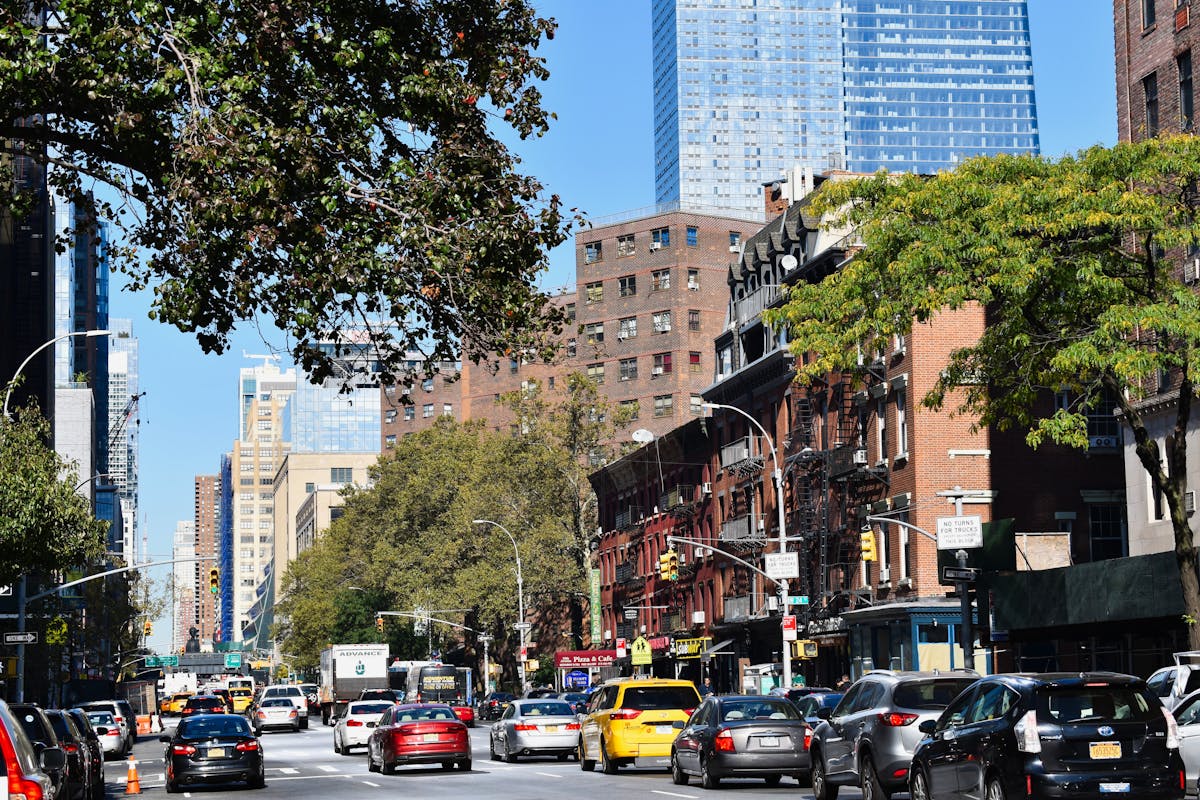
[860,529,877,562]
[208,567,220,594]
[375,616,384,634]
[666,550,679,581]
[659,553,671,580]
[143,620,152,636]
[790,639,818,659]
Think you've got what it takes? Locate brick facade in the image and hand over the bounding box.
[1115,0,1199,142]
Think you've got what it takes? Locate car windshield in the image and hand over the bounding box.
[230,689,251,698]
[47,714,74,741]
[620,686,701,711]
[1039,686,1156,722]
[350,704,392,716]
[265,688,301,697]
[395,707,456,721]
[188,698,223,709]
[893,679,977,710]
[519,702,574,717]
[720,700,799,721]
[179,717,252,739]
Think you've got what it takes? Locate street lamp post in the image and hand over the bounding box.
[473,519,527,693]
[702,402,792,690]
[2,329,111,420]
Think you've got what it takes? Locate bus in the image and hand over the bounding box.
[406,664,473,706]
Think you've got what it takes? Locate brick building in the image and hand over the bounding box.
[193,474,221,647]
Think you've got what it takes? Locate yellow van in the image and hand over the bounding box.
[578,678,701,773]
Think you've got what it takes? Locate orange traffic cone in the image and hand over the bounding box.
[124,757,141,795]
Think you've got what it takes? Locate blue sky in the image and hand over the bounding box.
[129,1,1117,642]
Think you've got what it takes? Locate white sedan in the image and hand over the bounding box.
[333,701,394,754]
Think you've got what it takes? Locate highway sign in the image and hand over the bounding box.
[764,552,800,580]
[224,653,242,669]
[3,632,36,645]
[941,566,980,583]
[936,515,983,550]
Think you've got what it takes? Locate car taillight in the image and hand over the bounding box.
[803,729,812,751]
[235,741,260,752]
[565,723,581,731]
[1164,707,1180,749]
[346,719,363,727]
[682,707,695,716]
[714,729,735,753]
[113,717,123,725]
[256,712,267,719]
[106,729,120,736]
[513,724,538,731]
[878,712,918,727]
[288,710,297,718]
[609,709,642,721]
[9,776,44,800]
[1014,709,1041,753]
[62,743,79,754]
[171,744,197,756]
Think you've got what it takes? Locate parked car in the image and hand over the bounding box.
[910,672,1184,800]
[1150,655,1200,712]
[577,677,702,774]
[260,685,309,729]
[366,703,471,773]
[477,692,516,721]
[161,713,264,792]
[333,701,392,755]
[74,701,134,756]
[809,670,978,800]
[83,711,123,759]
[670,694,812,789]
[43,710,96,800]
[250,698,300,735]
[794,693,844,726]
[0,698,64,800]
[1173,688,1200,792]
[450,703,475,728]
[489,699,580,762]
[63,709,104,800]
[181,695,227,718]
[11,704,71,800]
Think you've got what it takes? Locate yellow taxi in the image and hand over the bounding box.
[577,677,701,773]
[166,692,194,715]
[229,687,254,714]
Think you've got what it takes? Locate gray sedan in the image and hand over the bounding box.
[488,699,580,762]
[671,695,812,789]
[252,698,300,734]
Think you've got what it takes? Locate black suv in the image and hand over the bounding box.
[910,672,1184,800]
[10,704,71,800]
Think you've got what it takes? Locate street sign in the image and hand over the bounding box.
[764,552,800,580]
[623,609,638,620]
[519,646,528,662]
[0,585,11,597]
[513,621,533,631]
[3,632,36,645]
[565,669,589,689]
[786,595,810,606]
[224,653,242,669]
[942,565,980,583]
[616,638,627,659]
[936,515,984,550]
[781,615,797,642]
[630,636,652,666]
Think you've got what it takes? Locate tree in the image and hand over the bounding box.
[767,136,1200,646]
[0,405,108,585]
[1,0,571,383]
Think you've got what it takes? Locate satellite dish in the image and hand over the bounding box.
[631,428,655,444]
[780,254,799,271]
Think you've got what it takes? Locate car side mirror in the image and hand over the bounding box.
[919,720,937,735]
[159,736,173,743]
[671,720,686,729]
[816,707,833,720]
[40,747,66,771]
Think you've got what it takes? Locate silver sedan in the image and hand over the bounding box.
[252,697,300,734]
[488,699,580,763]
[333,701,393,755]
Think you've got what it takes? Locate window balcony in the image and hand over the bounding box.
[615,506,644,529]
[719,436,763,470]
[732,283,779,327]
[719,514,766,543]
[660,484,696,510]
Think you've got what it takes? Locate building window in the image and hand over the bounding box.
[894,389,908,457]
[1181,51,1194,130]
[876,396,887,462]
[256,420,270,430]
[585,281,603,304]
[652,310,672,333]
[619,358,638,381]
[689,351,702,373]
[1143,0,1156,28]
[385,409,397,424]
[617,234,635,257]
[620,399,640,419]
[651,227,670,248]
[567,338,577,357]
[1145,72,1160,136]
[548,376,555,389]
[651,269,671,291]
[729,231,742,248]
[653,352,673,375]
[584,323,604,344]
[587,362,605,384]
[442,403,453,416]
[423,403,434,418]
[509,358,519,374]
[654,394,674,417]
[688,269,700,290]
[686,226,698,247]
[565,303,576,323]
[619,316,638,340]
[585,241,602,263]
[1089,503,1127,561]
[404,406,415,421]
[688,309,701,331]
[331,467,353,483]
[619,275,637,297]
[690,395,703,415]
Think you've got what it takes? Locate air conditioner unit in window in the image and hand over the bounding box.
[1186,258,1200,284]
[650,242,662,251]
[652,366,664,375]
[852,449,868,465]
[729,245,740,253]
[692,611,706,625]
[878,568,891,583]
[701,481,712,495]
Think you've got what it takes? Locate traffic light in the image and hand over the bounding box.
[208,567,220,594]
[375,615,384,634]
[666,550,679,581]
[659,553,671,580]
[860,528,877,562]
[143,620,152,636]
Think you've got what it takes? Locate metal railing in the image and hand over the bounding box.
[615,506,643,529]
[719,436,759,469]
[660,484,696,510]
[719,514,766,542]
[732,283,780,327]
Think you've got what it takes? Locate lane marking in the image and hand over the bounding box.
[361,781,380,787]
[652,792,699,799]
[278,767,299,774]
[317,765,337,772]
[536,772,563,778]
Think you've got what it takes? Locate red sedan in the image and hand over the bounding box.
[450,704,475,728]
[366,704,471,773]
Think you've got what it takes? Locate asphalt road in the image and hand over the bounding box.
[105,719,848,800]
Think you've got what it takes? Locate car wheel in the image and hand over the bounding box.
[764,774,781,787]
[247,764,266,789]
[489,736,499,761]
[861,755,890,800]
[700,756,720,790]
[504,739,518,764]
[300,717,309,730]
[986,777,1007,800]
[578,740,595,772]
[367,745,380,773]
[334,732,343,755]
[380,755,395,776]
[459,759,471,772]
[164,782,178,794]
[812,754,839,800]
[671,752,689,786]
[599,737,618,775]
[910,768,931,800]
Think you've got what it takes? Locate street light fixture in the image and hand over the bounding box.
[473,519,527,693]
[2,329,111,420]
[701,401,793,690]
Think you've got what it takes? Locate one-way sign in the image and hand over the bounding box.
[941,566,980,583]
[3,632,37,645]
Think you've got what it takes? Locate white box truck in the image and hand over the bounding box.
[319,644,389,724]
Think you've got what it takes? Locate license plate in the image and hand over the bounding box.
[545,725,558,732]
[207,748,225,758]
[1089,741,1122,759]
[759,737,780,747]
[655,725,673,735]
[1099,783,1130,793]
[423,733,439,742]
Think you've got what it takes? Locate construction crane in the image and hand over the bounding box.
[108,391,146,452]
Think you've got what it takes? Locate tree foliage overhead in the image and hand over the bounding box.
[0,0,570,383]
[0,406,108,585]
[767,135,1200,644]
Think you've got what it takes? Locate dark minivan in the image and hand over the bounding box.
[910,672,1184,800]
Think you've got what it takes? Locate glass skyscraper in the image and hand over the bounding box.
[653,0,1040,214]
